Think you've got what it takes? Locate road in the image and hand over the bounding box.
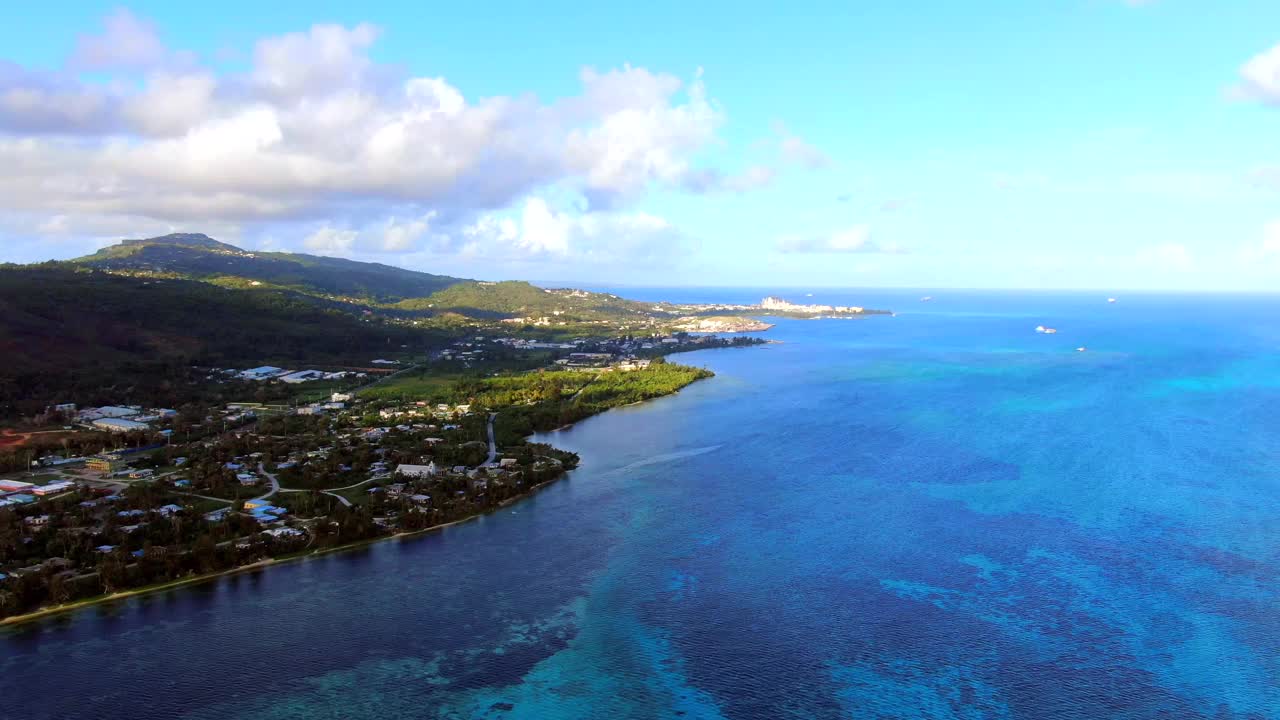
[484,412,498,466]
[567,372,602,402]
[249,462,281,504]
[351,359,427,395]
[322,490,353,508]
[275,477,376,509]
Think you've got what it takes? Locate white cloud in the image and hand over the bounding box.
[778,132,829,169]
[0,63,115,134]
[776,225,904,254]
[457,199,689,265]
[563,65,722,201]
[0,13,755,263]
[1240,221,1280,263]
[71,8,169,71]
[303,227,359,255]
[1236,43,1280,104]
[122,71,218,136]
[251,23,381,101]
[289,198,687,270]
[379,215,436,252]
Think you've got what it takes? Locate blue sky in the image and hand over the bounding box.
[2,1,1280,290]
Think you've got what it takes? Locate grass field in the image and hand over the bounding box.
[359,373,462,402]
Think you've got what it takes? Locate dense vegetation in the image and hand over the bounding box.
[74,233,465,303]
[485,361,714,442]
[73,234,460,301]
[62,233,794,337]
[396,280,662,321]
[0,265,444,417]
[71,234,667,324]
[365,360,712,445]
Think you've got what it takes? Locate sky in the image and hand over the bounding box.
[2,1,1280,290]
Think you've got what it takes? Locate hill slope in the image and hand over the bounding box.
[398,281,662,321]
[74,234,677,325]
[74,234,466,303]
[0,266,441,416]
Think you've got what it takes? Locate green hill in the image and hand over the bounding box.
[397,280,662,321]
[72,234,660,323]
[73,233,681,326]
[74,233,465,303]
[0,265,442,417]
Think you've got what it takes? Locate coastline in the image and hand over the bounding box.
[0,362,732,628]
[1,471,573,628]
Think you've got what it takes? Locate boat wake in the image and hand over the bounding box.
[601,445,724,477]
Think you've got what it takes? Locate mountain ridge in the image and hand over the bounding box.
[73,233,467,303]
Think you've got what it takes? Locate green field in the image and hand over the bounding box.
[359,373,463,402]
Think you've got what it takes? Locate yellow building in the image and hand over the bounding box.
[86,454,126,474]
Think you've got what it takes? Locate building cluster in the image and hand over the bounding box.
[0,478,77,508]
[435,332,705,372]
[75,405,177,433]
[377,402,471,423]
[760,296,865,314]
[230,367,365,384]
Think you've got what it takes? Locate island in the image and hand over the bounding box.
[0,233,889,623]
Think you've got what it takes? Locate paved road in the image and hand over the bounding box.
[250,463,281,504]
[97,476,233,506]
[275,476,377,509]
[484,412,498,466]
[323,490,353,508]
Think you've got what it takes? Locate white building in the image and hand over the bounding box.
[93,418,150,433]
[396,463,439,479]
[32,481,75,496]
[240,366,285,381]
[280,370,326,384]
[80,406,141,421]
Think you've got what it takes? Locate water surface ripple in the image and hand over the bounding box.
[3,290,1278,719]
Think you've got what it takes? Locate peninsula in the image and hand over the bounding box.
[0,233,888,623]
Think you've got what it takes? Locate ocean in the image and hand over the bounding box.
[3,289,1279,719]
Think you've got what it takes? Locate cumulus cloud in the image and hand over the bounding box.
[71,8,169,71]
[455,199,690,265]
[291,198,688,269]
[0,12,772,269]
[0,62,117,134]
[776,225,903,254]
[778,132,830,169]
[1236,42,1280,103]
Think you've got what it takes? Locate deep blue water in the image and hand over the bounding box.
[3,290,1280,719]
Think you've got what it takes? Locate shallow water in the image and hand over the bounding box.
[3,290,1279,719]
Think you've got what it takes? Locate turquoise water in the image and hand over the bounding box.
[3,290,1280,719]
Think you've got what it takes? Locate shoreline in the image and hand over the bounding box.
[0,364,733,627]
[1,471,572,628]
[2,343,779,627]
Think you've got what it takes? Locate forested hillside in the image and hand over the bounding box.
[74,233,465,303]
[0,265,442,416]
[398,280,663,321]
